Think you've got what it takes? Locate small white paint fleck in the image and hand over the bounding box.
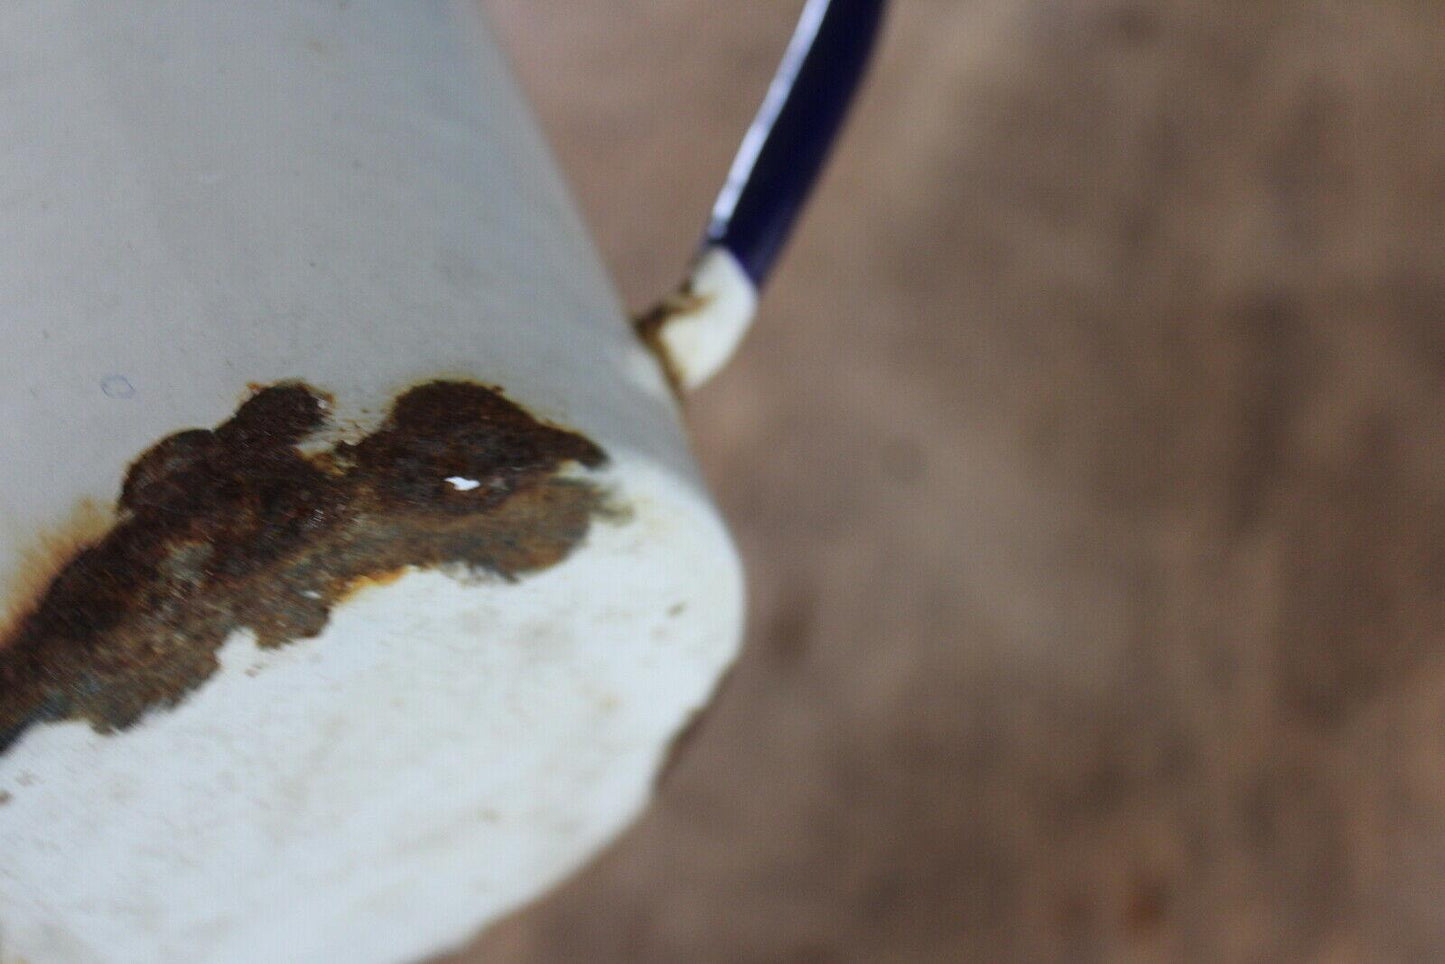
[302,590,322,599]
[445,477,481,491]
[101,375,136,399]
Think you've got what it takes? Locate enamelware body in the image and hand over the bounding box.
[0,4,741,962]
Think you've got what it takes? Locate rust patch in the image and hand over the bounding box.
[0,380,606,752]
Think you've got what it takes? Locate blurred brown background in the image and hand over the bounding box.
[451,2,1445,960]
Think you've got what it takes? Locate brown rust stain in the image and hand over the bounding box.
[0,380,606,752]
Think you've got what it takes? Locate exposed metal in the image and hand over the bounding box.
[0,380,607,751]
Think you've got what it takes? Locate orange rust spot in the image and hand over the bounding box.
[0,380,607,751]
[0,499,112,651]
[338,566,409,600]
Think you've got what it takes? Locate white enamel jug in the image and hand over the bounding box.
[0,3,882,961]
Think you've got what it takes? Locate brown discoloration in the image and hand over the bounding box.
[0,380,606,751]
[632,282,711,396]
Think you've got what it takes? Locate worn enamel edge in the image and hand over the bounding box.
[634,246,758,391]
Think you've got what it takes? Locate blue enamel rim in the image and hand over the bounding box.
[703,0,888,288]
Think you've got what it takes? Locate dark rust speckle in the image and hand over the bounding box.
[0,380,606,751]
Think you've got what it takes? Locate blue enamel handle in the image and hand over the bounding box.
[641,0,886,389]
[705,0,888,287]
